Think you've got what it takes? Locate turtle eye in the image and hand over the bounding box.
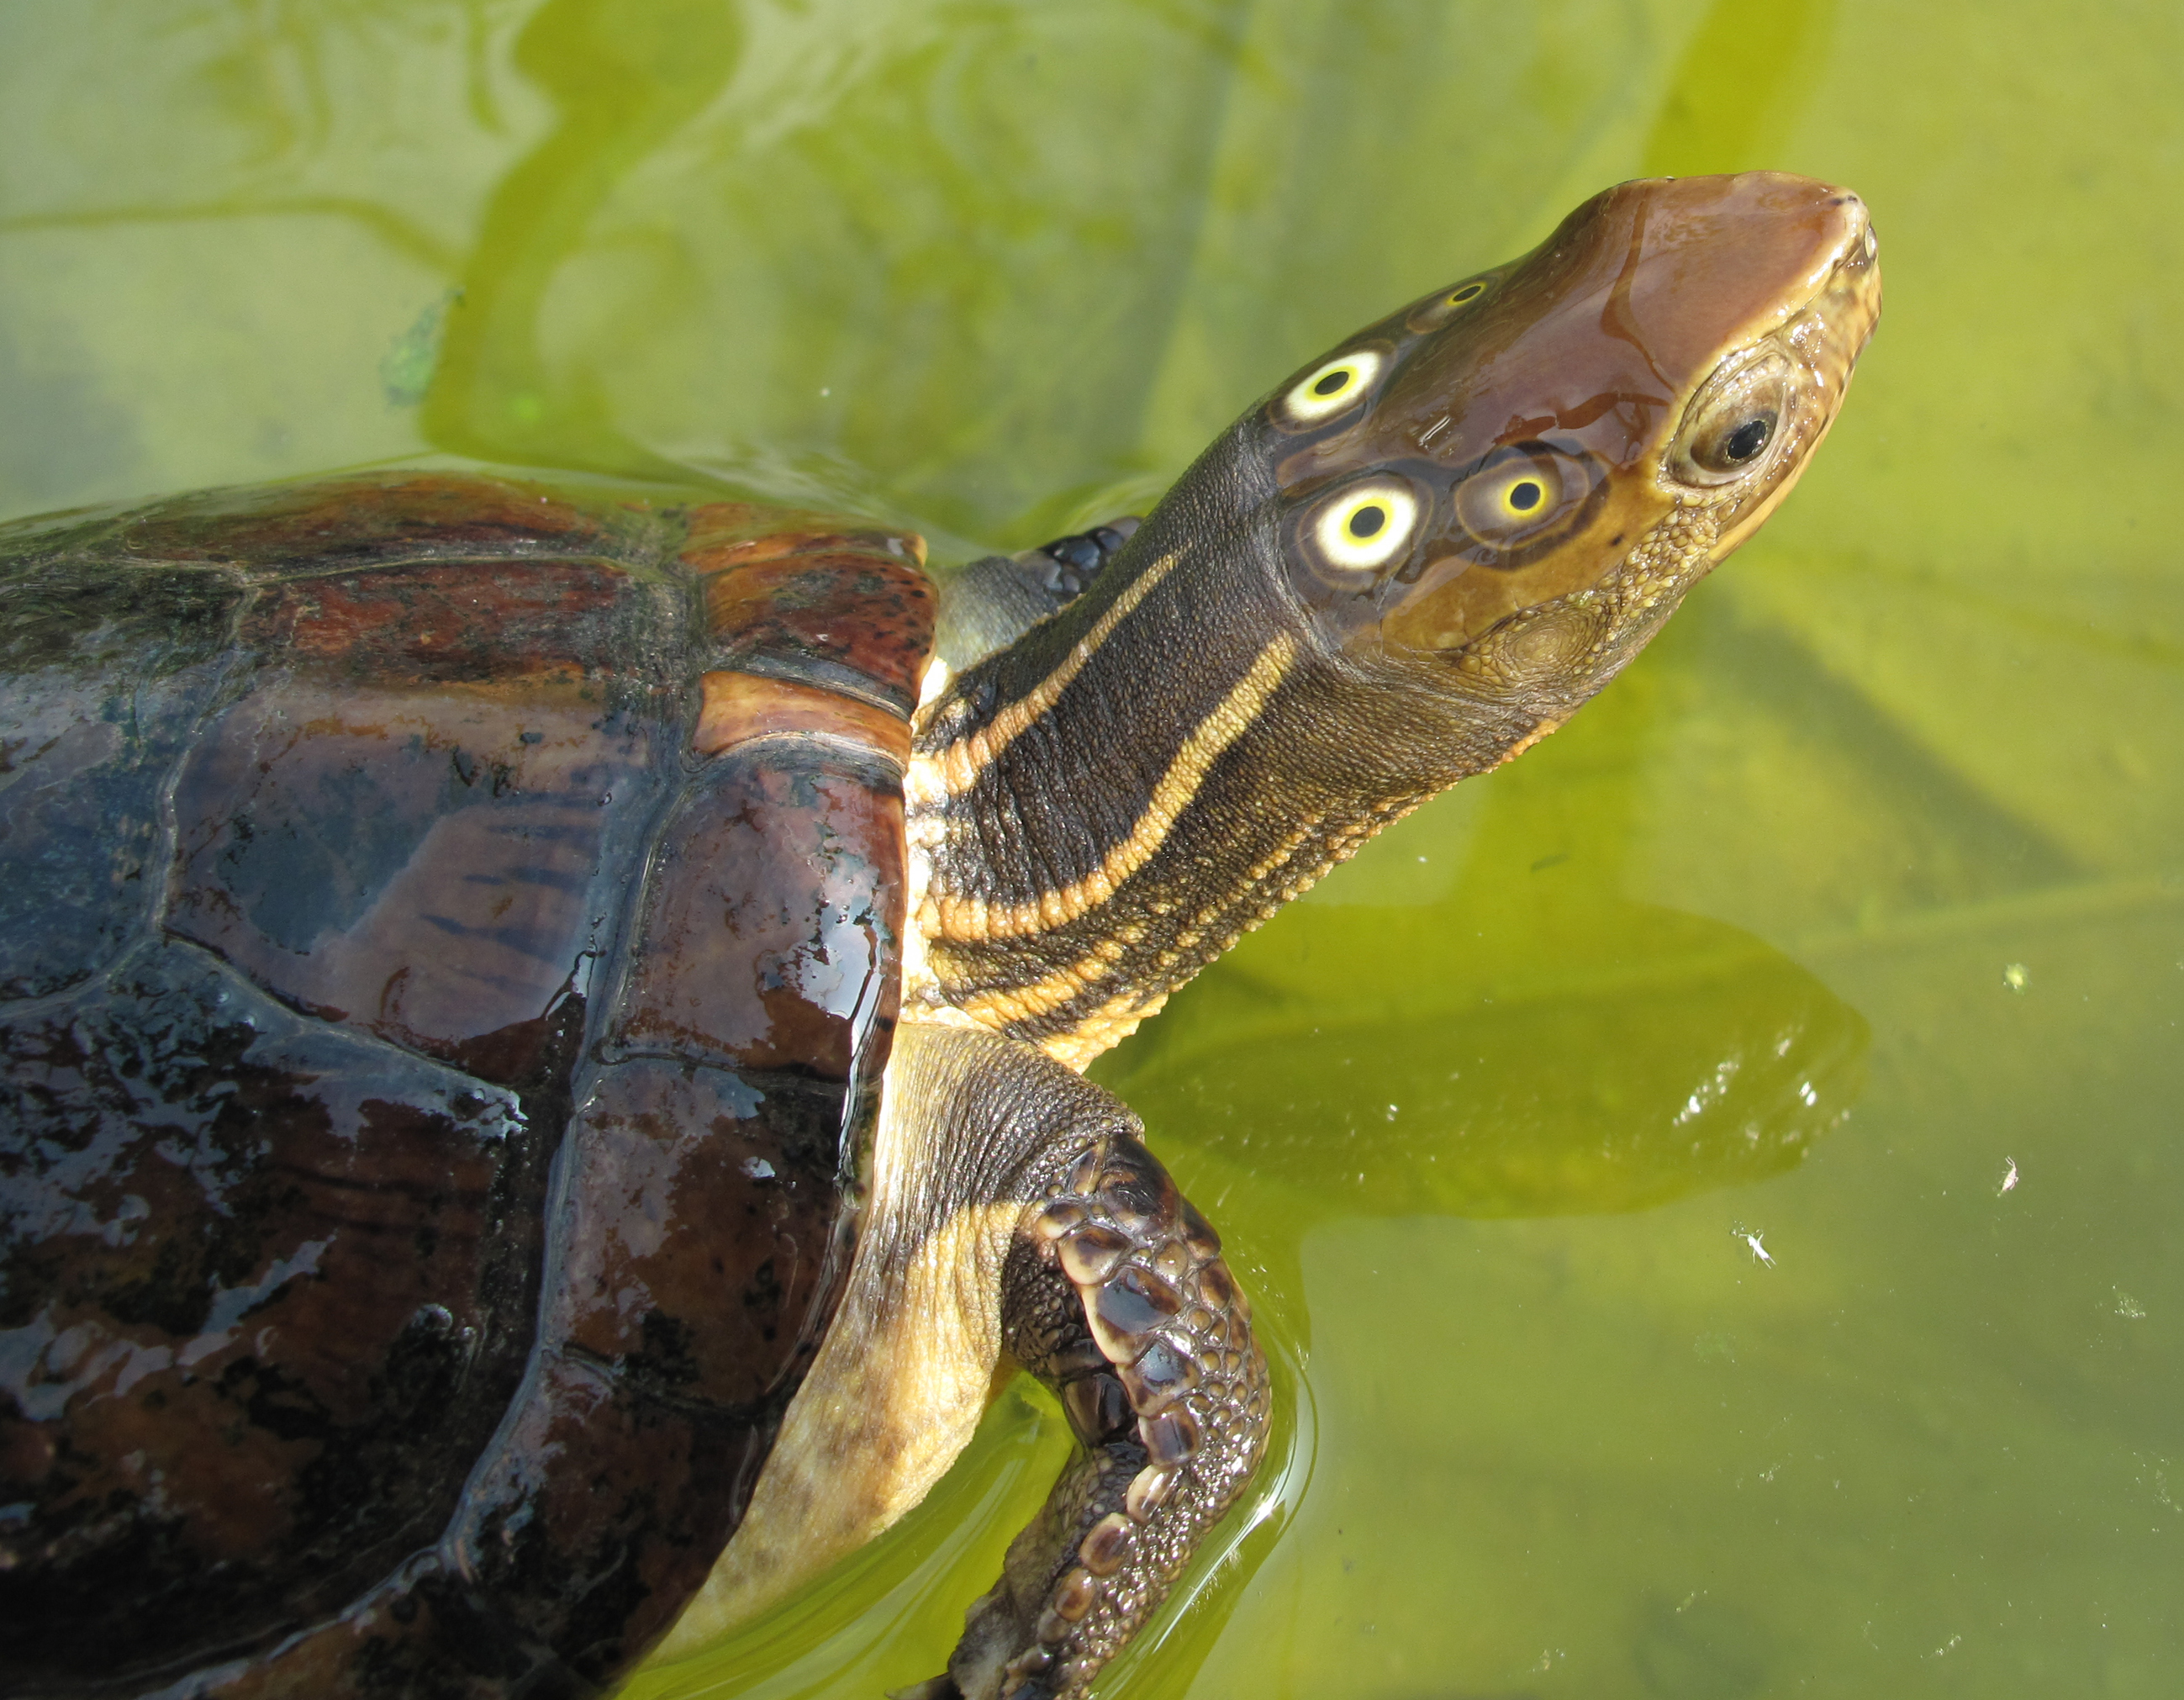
[1455,449,1569,546]
[1670,348,1796,488]
[1281,350,1386,425]
[1307,478,1421,577]
[1685,408,1778,475]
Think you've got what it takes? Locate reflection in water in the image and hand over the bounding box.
[8,3,2179,1696]
[421,0,743,475]
[1096,896,1867,1223]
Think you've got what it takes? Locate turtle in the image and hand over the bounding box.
[0,172,1879,1700]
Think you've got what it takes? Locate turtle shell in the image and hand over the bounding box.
[0,472,935,1693]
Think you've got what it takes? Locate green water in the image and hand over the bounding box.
[5,3,2181,1695]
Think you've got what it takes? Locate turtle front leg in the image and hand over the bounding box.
[934,518,1141,668]
[915,1057,1270,1698]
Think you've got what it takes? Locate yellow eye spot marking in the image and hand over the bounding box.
[1453,451,1570,546]
[1283,349,1385,424]
[1312,481,1419,574]
[1405,277,1495,335]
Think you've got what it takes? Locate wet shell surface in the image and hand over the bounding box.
[0,471,935,1693]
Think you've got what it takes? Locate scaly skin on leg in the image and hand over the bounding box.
[930,1129,1269,1700]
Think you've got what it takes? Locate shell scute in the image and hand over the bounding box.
[235,553,641,679]
[99,470,669,577]
[685,500,933,716]
[0,949,556,1682]
[0,473,936,1693]
[163,633,669,1085]
[608,745,905,1080]
[0,562,242,1002]
[443,1348,758,1683]
[549,1059,856,1410]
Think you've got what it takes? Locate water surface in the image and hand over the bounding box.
[4,3,2181,1695]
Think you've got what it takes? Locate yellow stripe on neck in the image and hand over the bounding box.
[926,632,1299,943]
[910,552,1177,805]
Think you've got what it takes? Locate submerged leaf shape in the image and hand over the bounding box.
[1095,897,1866,1221]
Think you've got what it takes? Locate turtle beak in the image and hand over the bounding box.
[1704,181,1881,558]
[1804,189,1883,397]
[1598,172,1881,388]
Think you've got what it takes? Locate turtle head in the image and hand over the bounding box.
[1250,172,1880,721]
[909,175,1878,1066]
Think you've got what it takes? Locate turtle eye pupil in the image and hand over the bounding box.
[1314,369,1350,397]
[1725,416,1773,462]
[1348,504,1387,539]
[1508,479,1543,512]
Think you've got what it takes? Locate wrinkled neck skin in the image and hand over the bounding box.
[904,423,1712,1070]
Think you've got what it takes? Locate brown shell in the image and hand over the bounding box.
[0,471,935,1694]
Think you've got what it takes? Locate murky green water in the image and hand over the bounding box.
[6,3,2181,1695]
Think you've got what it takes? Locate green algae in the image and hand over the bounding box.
[4,3,2181,1695]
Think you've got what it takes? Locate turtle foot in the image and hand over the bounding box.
[942,1131,1269,1699]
